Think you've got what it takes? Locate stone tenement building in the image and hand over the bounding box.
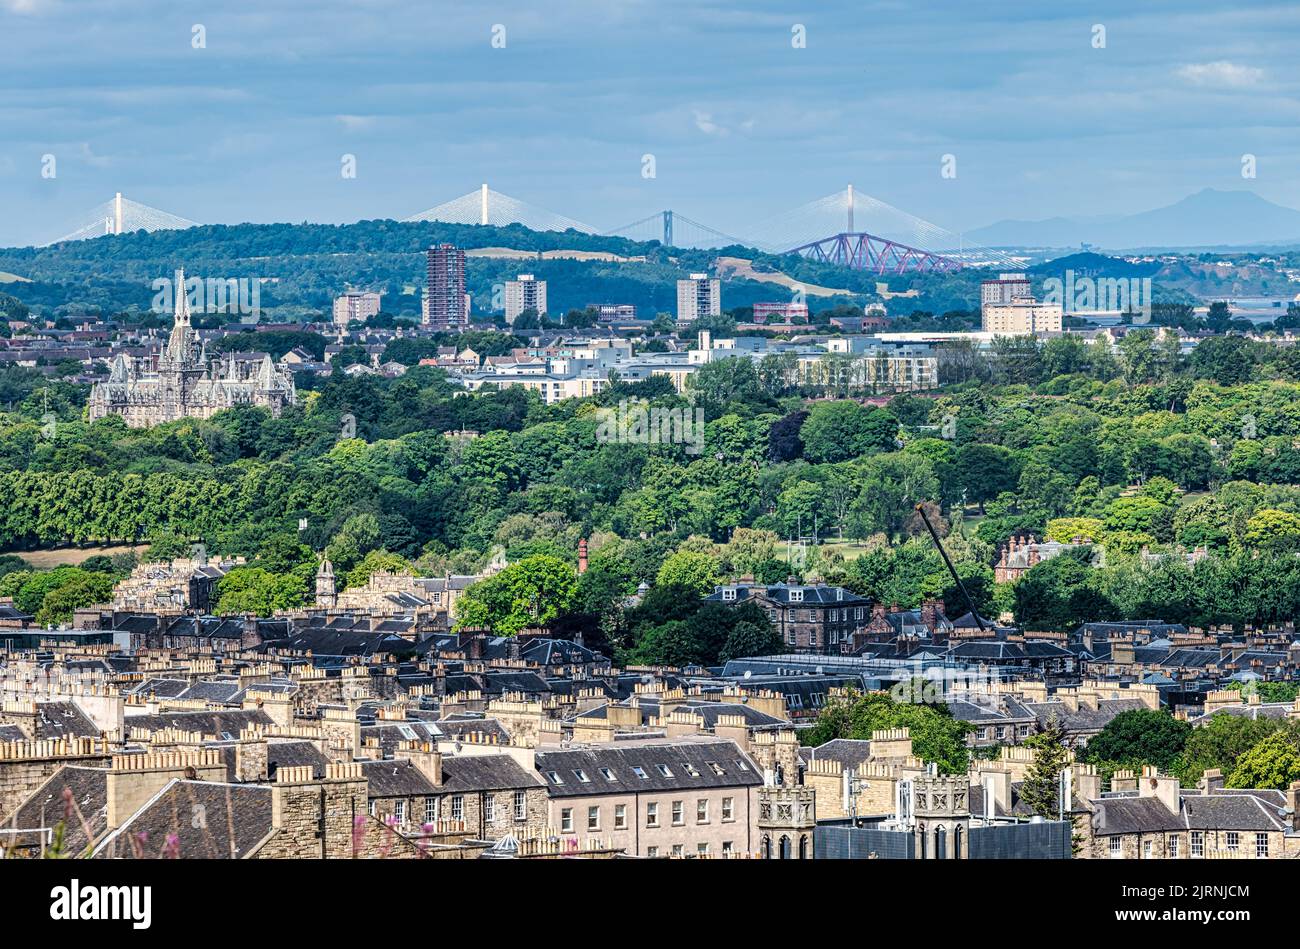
[88,269,296,428]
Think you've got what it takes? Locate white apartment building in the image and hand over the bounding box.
[676,274,721,323]
[504,275,547,324]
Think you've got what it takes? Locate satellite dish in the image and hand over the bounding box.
[743,671,752,679]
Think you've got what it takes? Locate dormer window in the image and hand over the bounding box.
[722,588,737,602]
[789,590,804,603]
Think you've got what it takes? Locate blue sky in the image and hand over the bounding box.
[2,0,1299,247]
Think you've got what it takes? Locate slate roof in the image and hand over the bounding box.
[803,739,875,767]
[1026,698,1146,734]
[7,765,109,855]
[1188,703,1296,724]
[535,739,762,797]
[1091,796,1185,835]
[361,721,442,756]
[1181,790,1289,832]
[267,740,331,780]
[32,702,101,739]
[259,626,417,658]
[703,582,869,606]
[947,696,1037,723]
[123,708,274,739]
[91,781,273,859]
[438,754,544,793]
[361,759,440,797]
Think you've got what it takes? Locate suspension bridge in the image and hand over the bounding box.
[43,192,199,246]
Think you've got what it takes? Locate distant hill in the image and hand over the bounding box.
[0,219,892,318]
[968,189,1300,250]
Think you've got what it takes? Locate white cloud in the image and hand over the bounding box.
[1,0,54,13]
[1176,61,1264,89]
[693,110,723,136]
[336,114,378,132]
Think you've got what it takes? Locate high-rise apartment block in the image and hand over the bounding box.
[676,273,721,323]
[504,274,547,325]
[424,243,469,330]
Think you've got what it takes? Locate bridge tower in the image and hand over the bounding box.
[662,210,673,247]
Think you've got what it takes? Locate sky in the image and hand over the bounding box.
[2,0,1299,248]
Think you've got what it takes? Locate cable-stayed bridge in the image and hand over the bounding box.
[405,184,599,234]
[39,183,1012,274]
[43,192,199,246]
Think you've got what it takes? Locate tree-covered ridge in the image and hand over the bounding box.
[8,322,1300,648]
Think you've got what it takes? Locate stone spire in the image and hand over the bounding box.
[164,267,198,368]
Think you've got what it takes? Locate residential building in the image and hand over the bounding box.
[504,275,547,325]
[705,582,871,655]
[676,274,721,323]
[534,738,763,857]
[424,244,468,330]
[332,291,382,327]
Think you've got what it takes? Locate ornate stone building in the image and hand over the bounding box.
[88,269,296,428]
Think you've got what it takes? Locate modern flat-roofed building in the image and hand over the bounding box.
[588,303,637,322]
[981,273,1033,307]
[677,273,721,323]
[981,300,1064,335]
[752,301,809,324]
[332,291,382,327]
[504,275,547,325]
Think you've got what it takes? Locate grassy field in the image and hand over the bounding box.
[1,544,146,569]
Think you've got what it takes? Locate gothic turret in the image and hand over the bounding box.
[315,558,337,609]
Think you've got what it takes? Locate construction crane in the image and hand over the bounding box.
[913,503,988,634]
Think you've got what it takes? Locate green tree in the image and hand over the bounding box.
[344,549,412,589]
[213,567,309,616]
[1019,717,1072,819]
[802,690,972,774]
[1226,731,1300,790]
[654,550,721,597]
[454,555,578,636]
[1082,709,1191,772]
[799,402,898,464]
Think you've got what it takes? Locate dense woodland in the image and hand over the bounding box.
[5,326,1300,666]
